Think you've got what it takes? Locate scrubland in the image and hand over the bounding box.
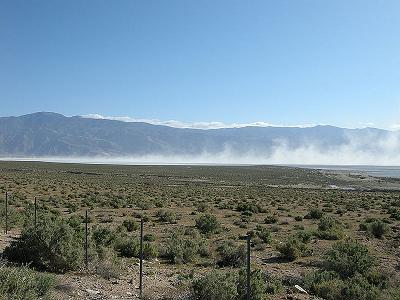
[0,161,399,299]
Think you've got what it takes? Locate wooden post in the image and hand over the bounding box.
[139,219,144,299]
[247,234,251,300]
[85,210,88,270]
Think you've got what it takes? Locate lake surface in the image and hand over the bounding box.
[294,165,400,178]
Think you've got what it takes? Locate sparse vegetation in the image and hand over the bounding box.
[0,264,56,299]
[0,161,399,299]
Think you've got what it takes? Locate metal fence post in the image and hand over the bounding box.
[247,234,251,300]
[85,210,88,270]
[34,196,37,229]
[139,218,144,299]
[5,192,8,234]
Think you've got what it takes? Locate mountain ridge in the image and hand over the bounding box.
[0,112,393,157]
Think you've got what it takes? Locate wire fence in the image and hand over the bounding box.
[1,192,253,299]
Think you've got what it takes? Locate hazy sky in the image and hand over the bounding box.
[1,0,400,129]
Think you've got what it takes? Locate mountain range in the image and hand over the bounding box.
[0,112,393,158]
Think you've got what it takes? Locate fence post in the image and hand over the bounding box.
[5,192,8,234]
[247,234,251,300]
[34,196,37,229]
[139,218,144,299]
[85,210,88,270]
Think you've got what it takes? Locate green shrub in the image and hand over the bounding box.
[0,264,57,299]
[92,226,117,248]
[341,273,379,300]
[254,226,271,244]
[305,208,324,219]
[143,242,158,260]
[265,276,283,295]
[115,238,140,258]
[95,255,121,280]
[360,219,389,239]
[144,233,156,242]
[304,271,343,300]
[365,269,390,290]
[324,240,375,278]
[162,230,208,264]
[304,270,385,300]
[264,215,278,224]
[196,214,220,234]
[237,269,266,300]
[122,218,139,232]
[276,234,308,261]
[294,230,313,243]
[316,215,344,240]
[156,210,177,224]
[4,215,85,273]
[236,202,262,214]
[192,270,238,300]
[217,240,246,268]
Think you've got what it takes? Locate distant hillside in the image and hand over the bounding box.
[0,112,391,157]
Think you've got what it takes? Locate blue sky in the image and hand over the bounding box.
[1,0,400,129]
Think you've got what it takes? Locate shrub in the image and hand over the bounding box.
[237,269,266,300]
[92,226,117,248]
[294,230,312,243]
[162,230,208,264]
[236,202,262,214]
[368,220,389,239]
[95,250,121,279]
[316,215,344,240]
[264,215,278,224]
[196,214,220,234]
[156,210,177,224]
[365,269,390,290]
[144,233,156,242]
[143,242,158,260]
[341,273,379,300]
[324,240,375,278]
[264,276,283,295]
[305,208,324,219]
[0,264,57,299]
[254,226,271,244]
[276,234,308,261]
[304,271,344,300]
[122,218,139,232]
[4,215,85,273]
[115,238,140,258]
[360,219,389,239]
[192,270,238,300]
[304,270,384,300]
[217,240,246,268]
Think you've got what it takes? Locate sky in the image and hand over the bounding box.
[1,0,400,130]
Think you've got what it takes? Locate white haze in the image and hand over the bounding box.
[80,114,316,129]
[2,132,400,166]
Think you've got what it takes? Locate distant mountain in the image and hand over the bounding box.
[0,112,392,158]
